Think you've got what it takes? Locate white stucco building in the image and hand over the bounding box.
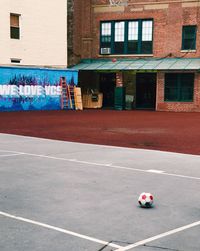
[0,0,67,67]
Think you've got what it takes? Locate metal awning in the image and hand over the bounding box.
[70,58,200,71]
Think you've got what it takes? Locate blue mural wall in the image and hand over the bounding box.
[0,66,78,111]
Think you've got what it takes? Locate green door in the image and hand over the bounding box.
[136,73,156,109]
[100,73,116,108]
[114,87,126,110]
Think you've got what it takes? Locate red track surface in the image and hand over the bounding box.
[0,110,200,155]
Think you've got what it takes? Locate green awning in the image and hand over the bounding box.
[70,58,200,71]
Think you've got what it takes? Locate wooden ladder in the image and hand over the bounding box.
[60,77,68,110]
[60,77,81,110]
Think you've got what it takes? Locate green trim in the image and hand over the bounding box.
[111,21,115,54]
[137,20,141,54]
[71,58,200,71]
[124,21,128,54]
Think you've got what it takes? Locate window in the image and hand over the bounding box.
[101,22,112,49]
[10,14,20,39]
[182,25,196,50]
[100,19,153,55]
[128,21,138,54]
[114,21,125,54]
[165,73,194,102]
[11,58,21,63]
[141,20,153,54]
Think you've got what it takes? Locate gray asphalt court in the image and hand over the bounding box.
[0,133,200,251]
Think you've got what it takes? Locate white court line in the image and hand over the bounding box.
[115,220,200,251]
[147,169,165,174]
[0,211,122,249]
[1,149,200,181]
[22,151,200,181]
[0,153,25,158]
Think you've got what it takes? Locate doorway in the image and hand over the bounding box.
[99,73,116,108]
[136,73,157,109]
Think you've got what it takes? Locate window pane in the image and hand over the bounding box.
[128,41,138,54]
[165,74,178,101]
[142,21,153,41]
[183,39,195,50]
[10,14,19,27]
[114,42,124,54]
[183,26,196,38]
[141,41,152,54]
[101,41,111,49]
[115,22,125,42]
[128,21,138,40]
[10,27,20,39]
[101,36,111,43]
[101,22,111,36]
[180,74,194,101]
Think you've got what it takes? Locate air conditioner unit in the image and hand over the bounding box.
[101,48,111,55]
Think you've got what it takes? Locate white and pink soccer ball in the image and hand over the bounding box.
[138,192,154,208]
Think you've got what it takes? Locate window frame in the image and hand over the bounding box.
[182,25,197,50]
[164,73,194,102]
[100,19,153,55]
[10,13,20,39]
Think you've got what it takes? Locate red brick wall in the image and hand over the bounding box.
[156,72,200,112]
[73,1,200,60]
[72,0,93,64]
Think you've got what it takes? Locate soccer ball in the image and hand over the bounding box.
[138,192,154,208]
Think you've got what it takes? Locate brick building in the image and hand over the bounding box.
[71,0,200,112]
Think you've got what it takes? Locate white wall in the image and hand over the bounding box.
[0,0,67,67]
